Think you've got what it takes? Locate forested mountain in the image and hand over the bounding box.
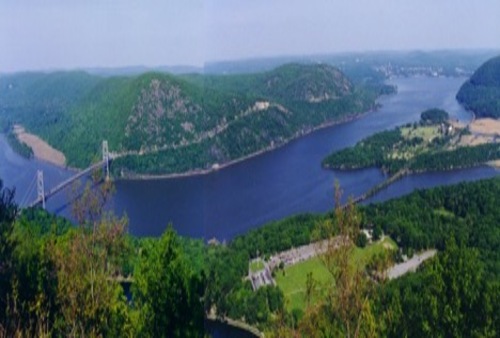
[457,55,500,118]
[0,64,383,175]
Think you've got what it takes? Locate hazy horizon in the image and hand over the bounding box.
[1,0,499,72]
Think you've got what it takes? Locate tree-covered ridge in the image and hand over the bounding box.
[0,64,382,174]
[457,55,500,118]
[190,63,354,102]
[323,109,500,174]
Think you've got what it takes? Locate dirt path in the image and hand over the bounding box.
[387,249,437,279]
[13,125,66,166]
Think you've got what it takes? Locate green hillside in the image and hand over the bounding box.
[456,55,500,118]
[1,64,381,175]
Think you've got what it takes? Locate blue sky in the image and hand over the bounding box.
[1,0,499,72]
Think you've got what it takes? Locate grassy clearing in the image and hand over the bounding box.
[274,257,330,312]
[249,259,265,273]
[392,126,442,160]
[401,126,440,141]
[351,236,397,266]
[276,237,397,312]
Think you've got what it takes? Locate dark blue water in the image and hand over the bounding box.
[0,134,76,212]
[205,320,258,338]
[1,76,498,241]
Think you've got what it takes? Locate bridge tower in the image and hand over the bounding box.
[36,170,45,209]
[102,140,109,180]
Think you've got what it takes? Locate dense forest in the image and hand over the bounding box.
[0,179,205,337]
[323,108,500,174]
[420,108,449,124]
[1,175,499,336]
[0,63,387,175]
[457,55,500,118]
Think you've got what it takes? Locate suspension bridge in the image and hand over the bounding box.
[21,140,112,209]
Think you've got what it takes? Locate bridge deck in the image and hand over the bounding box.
[29,160,106,208]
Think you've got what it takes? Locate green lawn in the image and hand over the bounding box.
[249,259,265,273]
[274,256,330,312]
[275,237,397,312]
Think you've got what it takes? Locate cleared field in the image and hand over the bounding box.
[469,118,500,135]
[276,237,397,312]
[401,126,440,141]
[13,125,66,166]
[274,256,330,312]
[393,126,443,159]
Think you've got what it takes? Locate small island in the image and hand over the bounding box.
[323,108,500,194]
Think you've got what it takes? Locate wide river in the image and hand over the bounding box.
[0,76,498,242]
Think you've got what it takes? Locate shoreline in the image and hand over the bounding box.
[206,314,263,338]
[115,110,372,181]
[331,162,500,206]
[487,159,500,169]
[12,125,67,167]
[3,109,373,180]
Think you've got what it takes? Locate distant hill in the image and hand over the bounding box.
[205,50,499,76]
[457,55,500,119]
[0,64,381,175]
[83,65,203,77]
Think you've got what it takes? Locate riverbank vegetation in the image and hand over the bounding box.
[1,176,499,336]
[323,108,500,174]
[6,131,33,159]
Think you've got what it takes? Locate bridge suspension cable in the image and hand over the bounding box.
[19,173,37,207]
